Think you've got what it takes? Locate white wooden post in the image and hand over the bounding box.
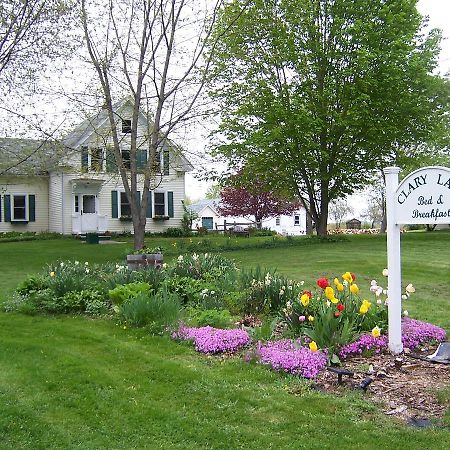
[383,167,403,354]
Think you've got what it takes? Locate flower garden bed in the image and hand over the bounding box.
[4,252,448,421]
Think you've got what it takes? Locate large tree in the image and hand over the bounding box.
[79,0,248,249]
[208,0,449,235]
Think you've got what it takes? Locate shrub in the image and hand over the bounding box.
[117,289,181,331]
[187,308,234,329]
[162,276,206,304]
[108,282,152,306]
[239,266,303,314]
[162,227,184,237]
[16,275,48,296]
[169,253,237,281]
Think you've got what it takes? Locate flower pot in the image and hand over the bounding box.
[127,253,163,271]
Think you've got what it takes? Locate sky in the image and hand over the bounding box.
[185,0,450,202]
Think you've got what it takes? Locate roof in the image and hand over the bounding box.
[62,97,193,172]
[62,97,130,149]
[1,97,193,176]
[0,137,65,176]
[188,198,221,214]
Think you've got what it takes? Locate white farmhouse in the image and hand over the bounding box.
[0,98,192,235]
[189,198,307,235]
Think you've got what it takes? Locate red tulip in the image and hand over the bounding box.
[303,290,312,298]
[316,278,329,289]
[334,312,341,318]
[337,303,345,312]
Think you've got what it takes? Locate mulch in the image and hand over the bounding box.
[313,345,450,424]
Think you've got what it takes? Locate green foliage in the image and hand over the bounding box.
[209,0,449,234]
[187,308,234,329]
[162,227,185,237]
[117,290,181,331]
[162,276,206,305]
[239,266,303,314]
[108,282,152,306]
[168,253,237,280]
[61,290,110,316]
[16,275,48,296]
[246,318,278,342]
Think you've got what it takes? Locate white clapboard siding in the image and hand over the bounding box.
[0,177,49,233]
[48,171,185,234]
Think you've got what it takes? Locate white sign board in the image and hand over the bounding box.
[384,166,450,354]
[395,166,450,224]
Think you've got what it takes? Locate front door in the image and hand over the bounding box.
[81,194,98,231]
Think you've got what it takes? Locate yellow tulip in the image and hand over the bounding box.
[308,315,314,322]
[325,286,335,300]
[330,297,339,304]
[50,271,55,277]
[342,272,353,284]
[336,283,344,292]
[333,278,340,287]
[371,326,381,338]
[309,341,318,352]
[300,294,310,307]
[359,304,369,314]
[350,284,359,295]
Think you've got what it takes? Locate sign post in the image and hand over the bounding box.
[383,166,450,354]
[383,167,403,354]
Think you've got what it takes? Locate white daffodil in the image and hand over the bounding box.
[382,268,388,277]
[405,284,415,294]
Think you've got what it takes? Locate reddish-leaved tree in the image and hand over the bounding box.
[218,185,299,229]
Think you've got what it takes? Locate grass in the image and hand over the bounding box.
[0,231,449,448]
[1,314,449,450]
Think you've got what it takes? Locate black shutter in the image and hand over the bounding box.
[111,191,118,218]
[168,191,174,218]
[106,147,117,173]
[146,191,152,218]
[4,194,11,222]
[137,149,147,171]
[28,195,36,222]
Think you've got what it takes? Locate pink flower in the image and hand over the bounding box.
[299,315,306,322]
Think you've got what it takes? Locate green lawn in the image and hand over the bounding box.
[0,232,449,449]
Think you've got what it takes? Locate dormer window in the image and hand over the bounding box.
[122,119,132,134]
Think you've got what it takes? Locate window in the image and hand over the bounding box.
[121,148,131,169]
[90,147,103,171]
[120,192,131,216]
[122,119,132,133]
[275,217,281,226]
[74,195,79,213]
[154,192,165,216]
[12,194,27,221]
[150,151,161,172]
[294,215,300,226]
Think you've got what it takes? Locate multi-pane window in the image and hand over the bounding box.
[294,215,300,226]
[154,192,165,216]
[122,119,132,133]
[74,196,79,213]
[276,217,281,226]
[13,195,27,220]
[121,149,131,169]
[120,192,131,216]
[90,147,103,171]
